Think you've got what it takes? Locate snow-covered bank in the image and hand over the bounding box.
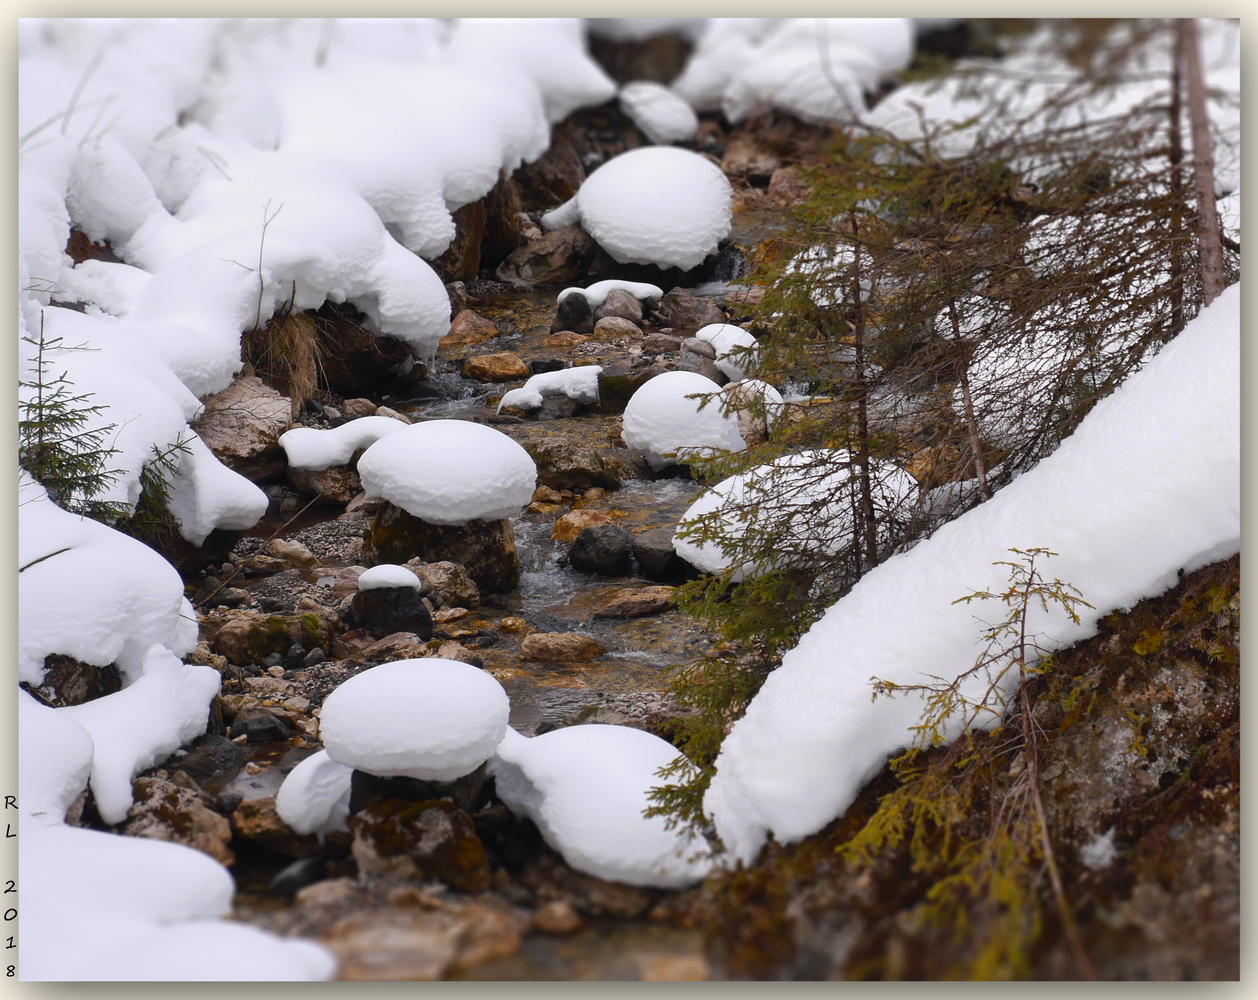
[704,285,1240,863]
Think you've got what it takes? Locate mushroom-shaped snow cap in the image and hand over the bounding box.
[542,146,732,271]
[319,658,510,782]
[356,564,423,591]
[621,370,745,471]
[489,725,713,889]
[695,323,758,381]
[356,418,537,525]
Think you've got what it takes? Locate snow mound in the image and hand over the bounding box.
[542,146,732,271]
[705,283,1241,863]
[695,322,758,381]
[320,658,510,781]
[275,750,354,838]
[618,81,698,144]
[497,365,602,413]
[556,279,664,308]
[357,418,537,525]
[675,449,918,580]
[280,415,411,471]
[357,564,423,591]
[490,725,713,889]
[621,370,746,470]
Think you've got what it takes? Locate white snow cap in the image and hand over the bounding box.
[618,81,699,144]
[275,750,354,838]
[556,279,664,308]
[490,725,713,889]
[320,658,510,782]
[695,322,759,381]
[497,365,602,414]
[705,284,1240,863]
[356,564,423,591]
[280,415,411,471]
[357,418,537,525]
[675,449,918,580]
[542,146,732,271]
[621,370,745,471]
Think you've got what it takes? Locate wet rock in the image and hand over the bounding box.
[121,776,234,866]
[230,794,322,858]
[518,433,628,491]
[202,608,340,667]
[542,330,590,349]
[496,223,597,289]
[462,352,531,382]
[655,288,726,330]
[228,710,294,744]
[193,375,293,480]
[550,290,594,335]
[532,899,584,935]
[569,523,634,577]
[593,316,642,341]
[404,560,480,609]
[440,309,499,348]
[350,798,492,893]
[348,587,435,640]
[167,733,246,787]
[632,526,699,584]
[364,506,520,595]
[519,633,607,664]
[593,288,646,324]
[266,537,320,570]
[596,360,669,412]
[288,463,363,505]
[24,653,122,707]
[591,585,677,620]
[551,509,615,544]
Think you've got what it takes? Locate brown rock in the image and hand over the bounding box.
[461,352,531,382]
[287,463,362,505]
[551,509,615,543]
[518,432,629,491]
[405,559,481,609]
[26,653,121,707]
[593,288,645,324]
[592,585,677,620]
[312,304,415,396]
[642,332,683,353]
[721,133,782,179]
[230,794,321,857]
[427,639,482,667]
[432,198,487,282]
[533,485,564,504]
[356,632,431,664]
[519,632,607,664]
[342,397,377,417]
[441,309,499,348]
[767,165,813,207]
[593,316,642,341]
[637,954,710,982]
[542,331,589,348]
[323,910,462,981]
[350,799,492,893]
[495,223,597,288]
[122,776,235,866]
[201,607,340,667]
[266,537,320,570]
[193,375,293,480]
[656,288,726,330]
[374,406,410,424]
[364,506,519,595]
[533,899,584,935]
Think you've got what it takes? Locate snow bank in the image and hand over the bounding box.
[320,658,510,781]
[357,418,537,525]
[542,146,732,271]
[705,284,1240,862]
[490,725,713,888]
[497,365,602,413]
[279,414,411,470]
[619,81,698,144]
[675,449,918,580]
[621,370,745,470]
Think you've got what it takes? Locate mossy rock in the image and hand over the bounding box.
[363,505,520,595]
[350,798,491,894]
[202,608,338,667]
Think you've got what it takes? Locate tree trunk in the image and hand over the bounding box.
[1177,18,1226,305]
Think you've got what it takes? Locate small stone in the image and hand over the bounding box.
[533,899,583,935]
[295,877,359,909]
[244,761,263,775]
[433,607,470,623]
[496,617,531,635]
[551,509,614,544]
[642,332,683,353]
[441,309,499,347]
[542,331,589,348]
[229,711,294,744]
[461,352,531,382]
[529,501,562,514]
[593,316,642,340]
[637,954,710,982]
[375,406,411,423]
[267,664,286,677]
[680,337,717,359]
[342,397,378,417]
[593,288,645,324]
[592,586,677,620]
[303,647,328,667]
[532,485,564,504]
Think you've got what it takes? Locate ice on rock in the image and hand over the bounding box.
[675,449,918,580]
[18,478,200,686]
[275,750,354,838]
[280,415,411,471]
[618,81,698,144]
[490,725,713,889]
[357,418,537,526]
[705,285,1241,863]
[320,658,510,781]
[542,146,732,271]
[556,280,663,309]
[695,322,759,381]
[357,564,423,591]
[497,365,602,413]
[621,370,745,471]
